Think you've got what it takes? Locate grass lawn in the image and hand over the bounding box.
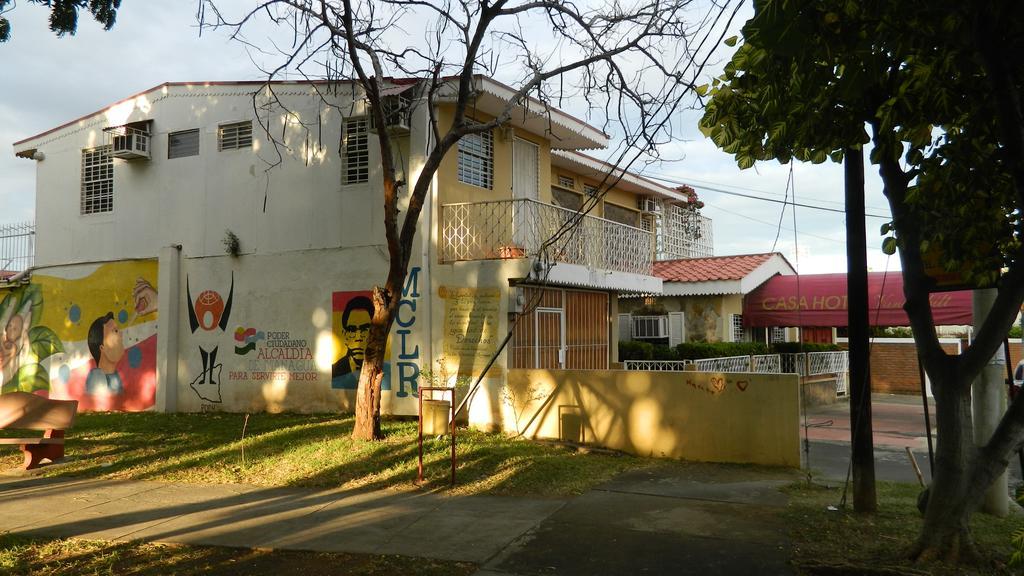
[0,533,476,576]
[783,481,1024,575]
[0,412,646,496]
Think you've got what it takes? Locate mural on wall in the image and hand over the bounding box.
[0,285,63,394]
[331,266,423,399]
[331,291,391,391]
[684,299,723,343]
[229,326,318,383]
[186,273,234,403]
[440,285,501,377]
[0,261,158,411]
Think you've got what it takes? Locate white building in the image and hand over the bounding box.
[6,77,711,427]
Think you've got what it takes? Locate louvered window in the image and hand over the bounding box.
[81,146,113,215]
[342,117,369,184]
[168,129,200,159]
[218,121,252,150]
[457,126,493,189]
[557,175,575,189]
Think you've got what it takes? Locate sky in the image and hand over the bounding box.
[0,1,896,275]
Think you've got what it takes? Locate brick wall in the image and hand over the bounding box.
[840,340,1023,395]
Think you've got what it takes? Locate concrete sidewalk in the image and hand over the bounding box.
[0,463,800,575]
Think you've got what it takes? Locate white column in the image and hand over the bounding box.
[155,245,181,413]
[972,288,1008,516]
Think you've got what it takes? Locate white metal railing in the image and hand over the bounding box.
[622,351,850,396]
[692,355,751,372]
[441,198,653,276]
[0,221,34,273]
[751,354,781,374]
[658,205,714,259]
[808,351,850,396]
[623,360,691,371]
[779,353,807,376]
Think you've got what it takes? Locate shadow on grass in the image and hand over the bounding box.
[0,533,476,576]
[1,412,644,497]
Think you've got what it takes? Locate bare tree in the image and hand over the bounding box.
[200,0,736,440]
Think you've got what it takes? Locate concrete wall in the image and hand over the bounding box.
[495,369,801,467]
[173,246,428,415]
[25,84,410,267]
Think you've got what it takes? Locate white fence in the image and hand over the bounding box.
[623,350,850,396]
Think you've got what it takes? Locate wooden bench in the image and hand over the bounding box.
[0,392,78,470]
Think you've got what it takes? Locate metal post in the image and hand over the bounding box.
[917,356,934,476]
[417,390,424,484]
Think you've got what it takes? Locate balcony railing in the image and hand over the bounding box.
[441,199,653,276]
[0,221,35,274]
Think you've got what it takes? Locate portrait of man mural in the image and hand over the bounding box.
[332,292,390,390]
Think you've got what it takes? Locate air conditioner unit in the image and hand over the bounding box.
[111,128,151,160]
[369,92,412,134]
[105,121,152,160]
[631,315,669,339]
[637,196,661,213]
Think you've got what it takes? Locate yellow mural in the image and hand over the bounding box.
[0,260,158,411]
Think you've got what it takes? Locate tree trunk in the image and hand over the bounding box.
[352,285,399,440]
[911,372,981,563]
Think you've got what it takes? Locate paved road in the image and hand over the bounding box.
[803,394,1023,485]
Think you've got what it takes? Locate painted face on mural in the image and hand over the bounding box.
[344,309,372,366]
[2,314,23,348]
[100,318,126,371]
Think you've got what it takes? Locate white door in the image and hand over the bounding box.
[513,137,539,201]
[668,312,685,347]
[512,138,540,250]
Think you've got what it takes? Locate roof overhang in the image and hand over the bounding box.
[551,150,686,201]
[436,76,608,151]
[545,262,662,293]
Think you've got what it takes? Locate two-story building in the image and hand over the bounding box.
[4,77,711,429]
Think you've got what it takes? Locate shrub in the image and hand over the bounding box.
[771,342,840,353]
[675,341,769,360]
[618,340,654,361]
[651,344,680,360]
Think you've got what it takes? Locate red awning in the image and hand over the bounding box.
[743,272,973,327]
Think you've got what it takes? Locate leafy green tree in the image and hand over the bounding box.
[0,0,121,42]
[700,0,1024,563]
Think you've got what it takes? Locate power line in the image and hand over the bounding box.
[701,205,846,244]
[641,173,892,219]
[660,174,891,213]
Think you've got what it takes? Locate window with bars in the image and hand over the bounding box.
[342,117,369,184]
[218,121,252,150]
[603,203,640,227]
[168,129,200,159]
[731,314,745,342]
[557,174,575,189]
[583,183,599,197]
[552,187,583,211]
[771,326,786,343]
[457,127,493,189]
[81,146,113,215]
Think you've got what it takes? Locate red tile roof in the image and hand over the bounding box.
[653,253,779,283]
